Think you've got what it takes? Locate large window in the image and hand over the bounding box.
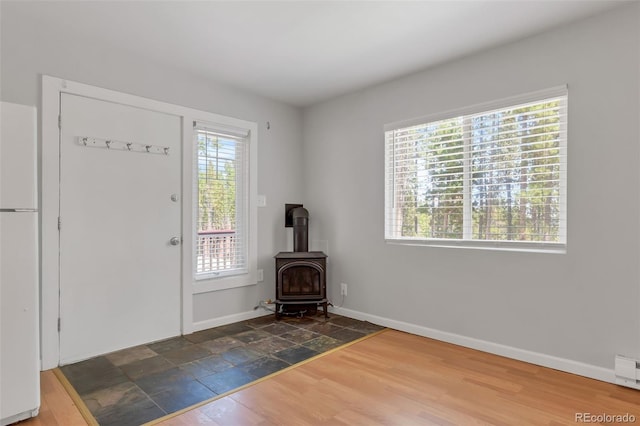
[385,87,567,252]
[195,122,250,278]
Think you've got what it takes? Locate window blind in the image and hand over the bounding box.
[194,124,249,276]
[385,89,567,249]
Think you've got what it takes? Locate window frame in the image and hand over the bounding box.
[194,124,249,280]
[191,118,258,293]
[384,86,568,253]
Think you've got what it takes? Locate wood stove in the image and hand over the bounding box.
[274,206,328,319]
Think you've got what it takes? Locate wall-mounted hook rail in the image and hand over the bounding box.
[77,136,170,155]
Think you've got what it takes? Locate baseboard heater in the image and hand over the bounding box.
[615,355,640,390]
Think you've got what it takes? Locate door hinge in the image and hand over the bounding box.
[58,115,61,129]
[58,216,61,230]
[58,318,61,332]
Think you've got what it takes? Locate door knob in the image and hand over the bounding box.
[169,237,181,246]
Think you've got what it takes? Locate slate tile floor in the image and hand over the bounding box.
[60,314,384,426]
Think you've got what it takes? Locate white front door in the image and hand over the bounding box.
[59,93,182,364]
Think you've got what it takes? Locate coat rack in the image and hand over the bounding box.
[77,136,170,155]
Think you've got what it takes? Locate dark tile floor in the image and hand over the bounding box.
[60,313,384,426]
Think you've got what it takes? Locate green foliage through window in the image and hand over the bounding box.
[385,91,567,246]
[197,132,237,232]
[196,129,246,274]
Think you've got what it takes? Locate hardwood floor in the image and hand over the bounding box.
[24,329,640,425]
[20,369,88,426]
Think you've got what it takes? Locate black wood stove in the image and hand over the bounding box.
[274,206,328,319]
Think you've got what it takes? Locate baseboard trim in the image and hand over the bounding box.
[330,306,615,384]
[191,309,272,333]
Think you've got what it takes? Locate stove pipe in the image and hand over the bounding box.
[292,207,309,252]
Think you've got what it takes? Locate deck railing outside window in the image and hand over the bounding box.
[196,230,236,273]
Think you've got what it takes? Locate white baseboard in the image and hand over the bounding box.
[330,306,615,384]
[191,309,272,333]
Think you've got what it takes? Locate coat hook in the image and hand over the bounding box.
[126,143,132,151]
[266,121,271,130]
[105,140,111,149]
[82,137,88,146]
[164,147,170,155]
[145,145,151,152]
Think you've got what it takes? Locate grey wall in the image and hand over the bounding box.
[302,3,640,369]
[0,3,302,323]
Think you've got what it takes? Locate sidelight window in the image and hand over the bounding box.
[194,122,251,278]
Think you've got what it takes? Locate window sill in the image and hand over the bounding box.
[385,238,566,254]
[193,271,258,294]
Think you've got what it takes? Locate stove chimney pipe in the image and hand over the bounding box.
[292,207,309,252]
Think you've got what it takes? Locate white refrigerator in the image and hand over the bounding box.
[0,102,40,425]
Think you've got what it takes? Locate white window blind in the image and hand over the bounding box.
[194,122,249,277]
[385,87,567,251]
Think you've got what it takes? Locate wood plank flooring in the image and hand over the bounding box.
[22,329,640,425]
[20,369,87,426]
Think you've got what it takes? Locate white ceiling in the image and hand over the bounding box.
[5,1,628,107]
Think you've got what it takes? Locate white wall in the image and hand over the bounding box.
[302,3,640,370]
[0,4,302,327]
